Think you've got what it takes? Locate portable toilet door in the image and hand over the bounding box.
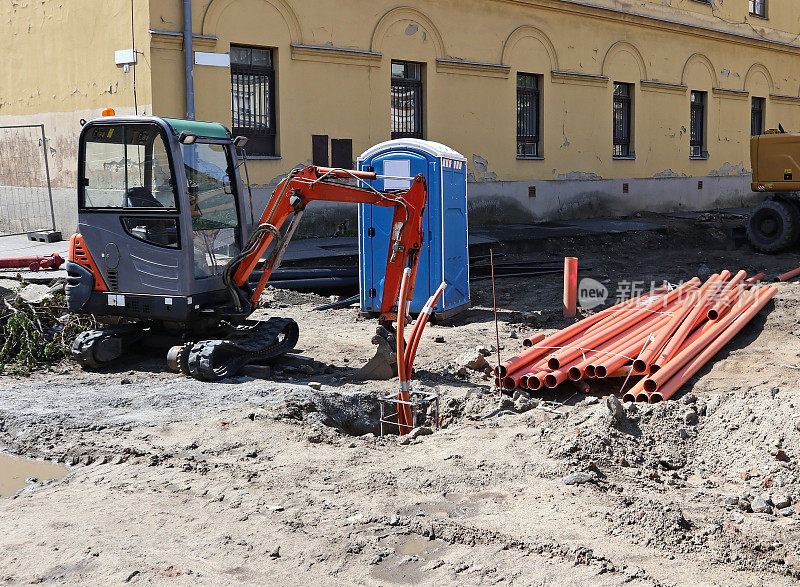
[358,139,470,318]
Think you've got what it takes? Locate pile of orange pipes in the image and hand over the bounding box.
[495,271,776,404]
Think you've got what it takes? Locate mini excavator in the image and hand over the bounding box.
[66,114,427,380]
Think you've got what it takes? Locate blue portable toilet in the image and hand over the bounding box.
[358,139,470,319]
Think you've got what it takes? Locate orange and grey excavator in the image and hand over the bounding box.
[66,114,427,380]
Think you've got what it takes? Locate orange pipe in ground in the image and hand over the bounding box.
[650,286,777,402]
[643,286,766,394]
[395,268,413,434]
[563,257,578,318]
[777,266,800,282]
[651,274,725,371]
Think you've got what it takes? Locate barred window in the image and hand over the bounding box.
[751,97,765,136]
[230,46,276,156]
[391,61,424,139]
[613,83,632,157]
[690,91,706,158]
[517,73,541,157]
[749,0,767,17]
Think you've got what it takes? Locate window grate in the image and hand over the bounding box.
[613,83,632,157]
[230,46,276,156]
[517,73,540,157]
[751,97,765,136]
[690,91,706,157]
[391,61,424,139]
[749,0,767,17]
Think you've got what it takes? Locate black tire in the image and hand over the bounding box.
[746,199,800,253]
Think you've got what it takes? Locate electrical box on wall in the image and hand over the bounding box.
[114,49,137,66]
[358,139,470,320]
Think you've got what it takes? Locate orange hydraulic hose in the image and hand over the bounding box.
[643,286,768,394]
[395,268,413,434]
[546,282,698,370]
[650,286,777,402]
[651,274,725,371]
[707,270,748,320]
[563,257,578,318]
[403,282,447,374]
[777,266,800,282]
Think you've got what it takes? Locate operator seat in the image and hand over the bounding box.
[125,187,163,208]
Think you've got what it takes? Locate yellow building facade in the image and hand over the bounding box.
[3,0,800,234]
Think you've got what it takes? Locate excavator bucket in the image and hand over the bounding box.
[358,326,398,380]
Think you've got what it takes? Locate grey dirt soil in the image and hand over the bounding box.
[2,212,800,585]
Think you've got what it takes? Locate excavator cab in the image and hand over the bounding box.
[68,116,248,324]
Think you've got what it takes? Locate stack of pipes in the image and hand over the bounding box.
[495,271,776,404]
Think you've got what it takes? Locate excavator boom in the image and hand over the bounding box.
[225,165,428,324]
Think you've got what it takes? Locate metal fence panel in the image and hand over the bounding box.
[0,124,56,236]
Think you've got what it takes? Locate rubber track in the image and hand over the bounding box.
[71,324,148,369]
[187,317,299,381]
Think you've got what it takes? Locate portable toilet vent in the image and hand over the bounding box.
[358,139,470,319]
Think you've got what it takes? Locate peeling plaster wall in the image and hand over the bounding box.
[0,2,152,235]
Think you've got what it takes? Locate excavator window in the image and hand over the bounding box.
[180,141,242,278]
[81,124,177,210]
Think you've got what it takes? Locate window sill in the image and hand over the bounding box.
[517,155,544,160]
[749,12,768,20]
[245,155,282,160]
[689,154,709,160]
[612,155,636,160]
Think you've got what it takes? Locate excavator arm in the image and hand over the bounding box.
[224,165,428,326]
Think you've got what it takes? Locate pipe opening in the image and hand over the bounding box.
[584,365,596,378]
[528,375,542,390]
[502,377,516,390]
[622,392,636,403]
[649,364,661,374]
[496,365,507,378]
[544,374,559,388]
[635,392,650,403]
[632,359,647,374]
[568,367,582,381]
[643,379,657,393]
[595,366,608,378]
[518,375,529,390]
[547,357,560,370]
[707,310,719,320]
[649,393,663,404]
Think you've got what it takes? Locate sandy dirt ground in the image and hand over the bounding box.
[3,213,800,585]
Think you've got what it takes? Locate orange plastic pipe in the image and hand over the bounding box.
[707,270,748,320]
[525,333,546,347]
[745,272,765,285]
[777,266,800,282]
[500,281,697,381]
[563,257,578,318]
[631,300,692,373]
[546,282,697,370]
[643,286,768,394]
[593,313,674,377]
[651,274,725,371]
[650,286,777,402]
[607,365,634,378]
[586,310,673,377]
